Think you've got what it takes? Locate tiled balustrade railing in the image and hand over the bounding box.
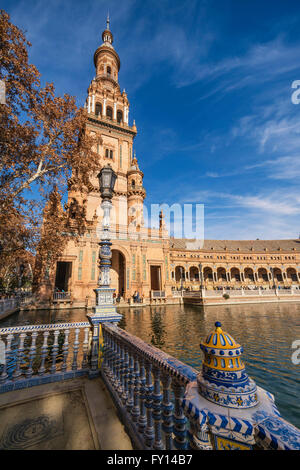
[101,323,200,450]
[0,322,93,393]
[1,319,299,450]
[0,319,201,449]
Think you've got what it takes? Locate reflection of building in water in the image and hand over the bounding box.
[41,20,300,307]
[150,308,166,347]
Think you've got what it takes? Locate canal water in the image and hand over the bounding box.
[1,302,300,428]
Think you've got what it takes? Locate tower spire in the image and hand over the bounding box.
[101,12,113,46]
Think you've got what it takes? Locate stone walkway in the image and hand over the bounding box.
[0,377,133,450]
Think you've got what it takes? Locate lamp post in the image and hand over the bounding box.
[86,164,122,378]
[88,164,122,322]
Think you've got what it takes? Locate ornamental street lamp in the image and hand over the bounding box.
[97,165,117,202]
[96,165,117,288]
[89,164,122,323]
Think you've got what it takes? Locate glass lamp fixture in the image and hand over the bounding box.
[97,164,117,200]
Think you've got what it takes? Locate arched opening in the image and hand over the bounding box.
[175,266,185,283]
[111,250,126,298]
[106,106,113,120]
[203,267,213,282]
[95,102,102,117]
[54,261,72,293]
[273,268,283,282]
[287,268,298,282]
[230,267,241,282]
[107,66,111,76]
[189,266,199,281]
[244,267,254,281]
[258,268,268,282]
[217,267,227,281]
[117,110,123,123]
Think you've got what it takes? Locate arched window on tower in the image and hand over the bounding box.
[105,149,109,159]
[95,103,102,117]
[131,180,135,188]
[117,110,123,123]
[106,106,113,120]
[107,66,111,76]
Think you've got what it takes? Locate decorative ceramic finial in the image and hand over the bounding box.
[106,12,110,30]
[198,321,258,409]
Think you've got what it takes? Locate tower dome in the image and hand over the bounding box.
[197,321,258,408]
[93,16,121,76]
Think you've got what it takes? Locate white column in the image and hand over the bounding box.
[88,95,91,114]
[124,106,128,124]
[92,94,95,114]
[103,98,107,116]
[113,102,117,120]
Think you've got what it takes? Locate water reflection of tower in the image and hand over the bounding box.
[150,307,166,347]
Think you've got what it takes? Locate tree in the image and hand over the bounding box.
[0,10,101,290]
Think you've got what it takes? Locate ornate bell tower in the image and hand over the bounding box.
[82,16,139,232]
[55,17,170,307]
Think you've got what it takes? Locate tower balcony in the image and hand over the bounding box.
[127,185,146,198]
[96,73,120,89]
[88,112,137,135]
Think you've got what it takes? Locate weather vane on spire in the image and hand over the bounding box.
[106,11,110,30]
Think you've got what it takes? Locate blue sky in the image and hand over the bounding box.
[3,0,300,240]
